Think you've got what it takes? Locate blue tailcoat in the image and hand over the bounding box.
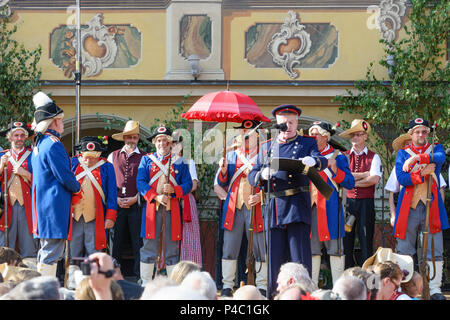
[316,148,355,240]
[31,130,80,239]
[249,135,328,228]
[136,153,192,239]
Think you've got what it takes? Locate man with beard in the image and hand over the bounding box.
[0,122,38,261]
[108,121,145,280]
[393,118,448,300]
[136,125,192,285]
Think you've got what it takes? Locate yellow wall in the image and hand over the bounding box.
[225,9,389,81]
[13,10,166,80]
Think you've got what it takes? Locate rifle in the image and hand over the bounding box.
[419,122,437,300]
[155,151,172,276]
[3,164,8,247]
[246,186,257,286]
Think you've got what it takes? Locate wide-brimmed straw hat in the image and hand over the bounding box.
[392,133,411,152]
[338,119,371,139]
[362,247,414,283]
[111,120,140,141]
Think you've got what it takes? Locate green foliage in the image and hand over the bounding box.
[0,4,42,147]
[334,0,449,173]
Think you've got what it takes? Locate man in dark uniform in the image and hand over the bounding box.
[249,105,327,299]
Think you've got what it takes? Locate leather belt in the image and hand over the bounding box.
[269,186,309,198]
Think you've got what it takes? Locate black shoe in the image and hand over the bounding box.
[221,288,233,297]
[430,293,446,300]
[259,289,267,298]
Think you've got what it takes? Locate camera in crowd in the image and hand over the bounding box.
[71,257,98,276]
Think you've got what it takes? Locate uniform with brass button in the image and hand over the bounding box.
[0,121,38,260]
[249,105,328,299]
[136,125,192,286]
[216,120,267,298]
[308,121,355,288]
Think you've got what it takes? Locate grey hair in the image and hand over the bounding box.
[279,262,316,292]
[0,276,61,300]
[180,271,217,300]
[332,276,367,300]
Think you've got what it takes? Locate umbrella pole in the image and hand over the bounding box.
[222,122,227,163]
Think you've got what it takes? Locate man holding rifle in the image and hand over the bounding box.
[308,121,355,287]
[249,105,328,299]
[393,118,448,300]
[136,125,192,286]
[217,120,267,298]
[0,122,37,261]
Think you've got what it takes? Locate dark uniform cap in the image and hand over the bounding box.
[405,118,433,132]
[0,121,33,137]
[74,136,108,153]
[233,120,260,129]
[309,121,336,136]
[149,125,173,142]
[271,104,302,117]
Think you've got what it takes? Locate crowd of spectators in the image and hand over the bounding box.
[0,245,431,301]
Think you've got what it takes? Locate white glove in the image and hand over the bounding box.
[261,167,275,180]
[302,156,316,167]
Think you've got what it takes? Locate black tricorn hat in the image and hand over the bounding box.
[149,125,173,142]
[404,118,433,133]
[74,136,108,153]
[0,121,33,137]
[32,92,64,125]
[308,121,336,136]
[233,120,260,129]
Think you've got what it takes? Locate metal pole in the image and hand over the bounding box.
[75,0,81,146]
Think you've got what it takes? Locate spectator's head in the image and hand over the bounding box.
[0,281,17,297]
[401,271,423,299]
[274,282,311,300]
[8,269,41,283]
[342,266,377,300]
[143,285,207,300]
[0,276,61,300]
[180,271,217,300]
[276,262,315,295]
[372,261,402,300]
[332,276,367,300]
[0,247,22,266]
[140,276,178,300]
[233,285,265,300]
[169,260,202,284]
[311,289,340,300]
[75,277,124,300]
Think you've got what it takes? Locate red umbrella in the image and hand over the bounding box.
[181,90,270,165]
[181,90,271,123]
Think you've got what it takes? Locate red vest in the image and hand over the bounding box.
[111,149,144,198]
[347,149,376,199]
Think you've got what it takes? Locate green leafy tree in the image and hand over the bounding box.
[334,0,449,174]
[0,3,42,144]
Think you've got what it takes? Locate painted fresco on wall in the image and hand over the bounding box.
[245,11,338,79]
[180,15,212,59]
[49,13,141,78]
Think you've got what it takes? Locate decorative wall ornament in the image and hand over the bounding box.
[377,0,407,43]
[267,11,312,79]
[0,0,11,17]
[180,15,211,60]
[50,15,141,78]
[72,13,118,77]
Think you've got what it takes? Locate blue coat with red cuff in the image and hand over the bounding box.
[312,145,355,241]
[249,134,328,228]
[216,148,264,233]
[393,143,448,239]
[137,153,192,241]
[31,130,81,239]
[69,156,118,250]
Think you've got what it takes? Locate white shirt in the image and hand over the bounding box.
[189,159,198,182]
[107,146,141,165]
[349,146,383,178]
[385,167,447,193]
